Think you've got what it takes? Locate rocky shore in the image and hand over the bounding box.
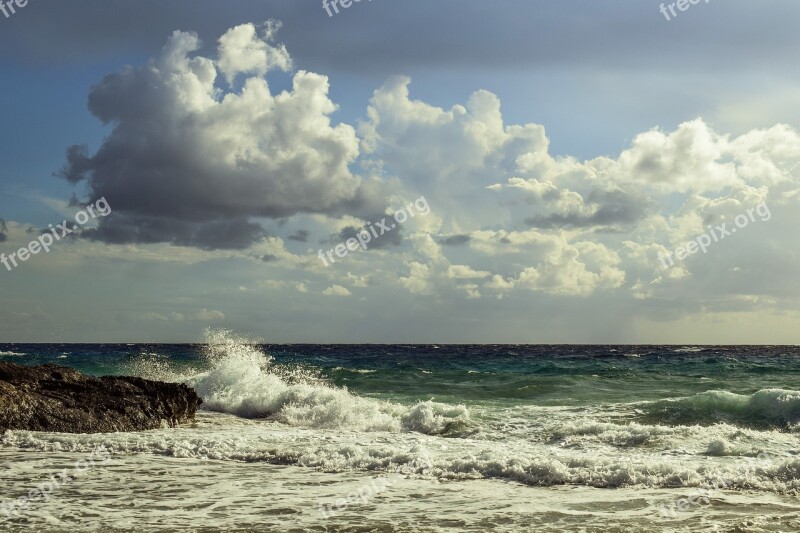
[0,361,201,433]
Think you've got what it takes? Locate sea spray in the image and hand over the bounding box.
[147,330,474,435]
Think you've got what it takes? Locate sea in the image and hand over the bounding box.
[2,331,800,532]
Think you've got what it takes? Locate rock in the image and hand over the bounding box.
[0,361,202,433]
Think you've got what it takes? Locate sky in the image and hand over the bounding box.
[1,0,800,343]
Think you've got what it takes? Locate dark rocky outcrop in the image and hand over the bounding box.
[0,362,201,433]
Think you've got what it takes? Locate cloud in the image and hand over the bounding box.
[345,272,370,287]
[322,284,351,296]
[439,234,471,246]
[398,261,434,295]
[81,213,266,250]
[360,77,516,201]
[59,23,369,250]
[484,240,625,297]
[195,308,226,321]
[446,265,491,280]
[336,215,404,250]
[604,120,800,194]
[355,78,800,303]
[523,189,651,230]
[143,309,224,321]
[216,20,291,84]
[260,280,308,293]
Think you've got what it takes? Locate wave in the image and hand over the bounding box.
[0,350,25,357]
[641,389,800,430]
[138,330,473,437]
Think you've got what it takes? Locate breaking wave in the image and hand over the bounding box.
[641,389,800,430]
[139,330,473,436]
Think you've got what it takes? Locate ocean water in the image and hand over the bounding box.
[2,332,800,532]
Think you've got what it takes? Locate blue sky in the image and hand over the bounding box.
[1,0,799,342]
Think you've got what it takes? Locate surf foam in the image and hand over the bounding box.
[146,330,473,436]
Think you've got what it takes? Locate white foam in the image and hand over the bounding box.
[0,413,795,492]
[4,446,791,533]
[154,330,472,436]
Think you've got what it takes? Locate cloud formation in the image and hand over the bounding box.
[60,22,368,249]
[354,76,800,302]
[41,20,800,333]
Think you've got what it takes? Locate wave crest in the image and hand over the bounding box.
[642,389,800,429]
